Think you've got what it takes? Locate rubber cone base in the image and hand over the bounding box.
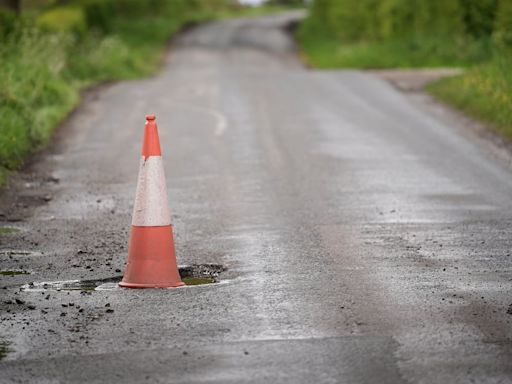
[119,225,184,288]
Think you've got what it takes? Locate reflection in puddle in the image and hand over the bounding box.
[0,250,43,257]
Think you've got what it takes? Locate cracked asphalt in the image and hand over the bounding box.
[1,11,512,384]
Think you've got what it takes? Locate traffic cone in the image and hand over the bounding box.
[119,114,184,288]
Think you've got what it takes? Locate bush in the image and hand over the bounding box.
[298,0,506,67]
[462,0,498,39]
[0,8,17,37]
[494,0,512,49]
[81,0,116,33]
[36,7,86,36]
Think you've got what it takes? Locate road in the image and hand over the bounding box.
[1,11,512,384]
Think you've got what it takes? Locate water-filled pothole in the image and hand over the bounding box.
[22,264,226,292]
[23,276,121,292]
[182,277,216,285]
[0,227,19,235]
[0,250,43,258]
[0,341,10,360]
[0,270,30,276]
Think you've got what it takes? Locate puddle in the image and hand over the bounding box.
[182,276,216,285]
[0,250,43,258]
[0,270,30,276]
[22,276,122,292]
[22,264,227,292]
[0,342,9,360]
[0,227,19,235]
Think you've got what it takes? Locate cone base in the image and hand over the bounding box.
[119,281,185,289]
[119,225,183,289]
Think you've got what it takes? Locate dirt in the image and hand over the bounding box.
[369,68,464,92]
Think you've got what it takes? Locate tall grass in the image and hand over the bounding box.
[428,53,512,138]
[296,0,499,68]
[297,34,493,68]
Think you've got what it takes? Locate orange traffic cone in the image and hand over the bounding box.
[119,114,184,288]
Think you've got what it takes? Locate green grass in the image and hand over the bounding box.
[296,31,492,69]
[428,58,512,139]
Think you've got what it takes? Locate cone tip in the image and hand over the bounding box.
[146,114,156,121]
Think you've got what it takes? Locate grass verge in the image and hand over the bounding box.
[427,58,512,139]
[296,31,492,69]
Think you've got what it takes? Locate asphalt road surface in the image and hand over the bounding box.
[1,11,512,384]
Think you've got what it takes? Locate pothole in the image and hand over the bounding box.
[22,264,227,291]
[179,264,226,286]
[22,276,122,292]
[0,270,30,276]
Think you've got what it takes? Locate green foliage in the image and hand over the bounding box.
[428,60,512,138]
[0,8,17,37]
[36,7,86,36]
[81,0,116,33]
[298,0,504,67]
[298,35,490,68]
[300,0,465,43]
[494,0,512,48]
[297,0,493,68]
[0,29,79,170]
[462,0,498,38]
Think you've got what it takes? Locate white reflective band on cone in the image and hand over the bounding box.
[131,156,171,226]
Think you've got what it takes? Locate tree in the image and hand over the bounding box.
[0,0,21,14]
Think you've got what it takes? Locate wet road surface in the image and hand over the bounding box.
[1,11,512,384]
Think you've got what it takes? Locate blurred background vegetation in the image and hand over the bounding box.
[0,0,277,184]
[297,0,512,140]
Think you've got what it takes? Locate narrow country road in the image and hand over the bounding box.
[1,12,512,384]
